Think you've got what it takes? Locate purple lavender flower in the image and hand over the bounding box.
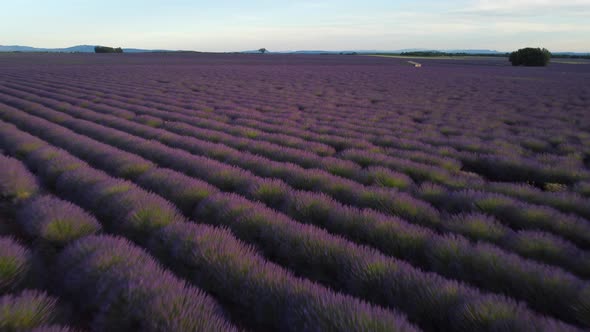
[56,235,236,331]
[17,195,102,247]
[155,222,419,332]
[0,154,39,202]
[0,290,59,330]
[0,237,31,293]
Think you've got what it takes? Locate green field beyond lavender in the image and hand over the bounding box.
[1,53,590,331]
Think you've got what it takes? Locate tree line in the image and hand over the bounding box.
[94,46,123,53]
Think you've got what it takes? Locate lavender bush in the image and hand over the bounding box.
[17,195,101,247]
[0,290,59,331]
[56,235,236,331]
[0,154,39,202]
[0,237,31,294]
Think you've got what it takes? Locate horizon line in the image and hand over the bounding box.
[2,44,590,54]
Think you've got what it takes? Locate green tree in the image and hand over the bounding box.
[509,47,551,66]
[258,48,267,54]
[94,46,124,54]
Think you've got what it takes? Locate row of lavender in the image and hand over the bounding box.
[13,56,586,153]
[2,85,590,286]
[5,71,589,194]
[0,154,242,331]
[0,132,426,331]
[4,75,589,225]
[0,93,589,329]
[18,74,587,234]
[55,79,590,221]
[0,128,421,331]
[6,64,587,189]
[2,82,590,272]
[3,84,590,294]
[1,154,71,331]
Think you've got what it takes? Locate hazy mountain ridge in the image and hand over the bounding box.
[240,48,506,54]
[1,45,588,55]
[240,49,590,55]
[0,45,171,53]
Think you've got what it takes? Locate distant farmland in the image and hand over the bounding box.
[1,53,590,331]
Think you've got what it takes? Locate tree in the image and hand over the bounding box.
[509,47,551,66]
[94,46,124,54]
[258,48,267,54]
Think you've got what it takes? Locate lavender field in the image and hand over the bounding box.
[1,52,590,331]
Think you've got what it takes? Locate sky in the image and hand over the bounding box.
[2,0,589,52]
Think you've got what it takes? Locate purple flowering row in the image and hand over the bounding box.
[456,151,588,185]
[31,81,583,233]
[419,184,590,250]
[0,119,584,330]
[9,78,583,226]
[0,88,442,229]
[56,235,236,331]
[485,182,590,221]
[443,213,590,276]
[1,160,235,330]
[0,89,445,233]
[152,222,418,332]
[0,118,472,331]
[2,79,482,203]
[340,148,482,188]
[0,123,419,331]
[3,77,341,156]
[7,64,585,182]
[0,156,79,330]
[3,94,588,282]
[1,102,589,324]
[3,77,371,155]
[0,126,239,331]
[3,59,583,200]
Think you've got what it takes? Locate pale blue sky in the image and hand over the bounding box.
[2,0,589,52]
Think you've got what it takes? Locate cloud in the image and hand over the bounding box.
[457,0,590,16]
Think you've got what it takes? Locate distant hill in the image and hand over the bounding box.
[2,45,588,56]
[552,52,590,56]
[0,45,175,53]
[4,46,505,55]
[241,49,507,55]
[444,49,503,54]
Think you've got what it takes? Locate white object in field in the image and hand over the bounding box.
[408,61,422,67]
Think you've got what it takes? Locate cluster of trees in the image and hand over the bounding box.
[94,46,123,53]
[509,47,551,66]
[400,51,448,57]
[389,51,509,58]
